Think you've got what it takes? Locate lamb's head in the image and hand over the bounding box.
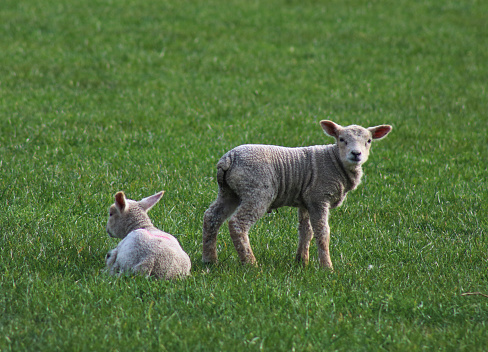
[321,120,392,169]
[106,191,165,239]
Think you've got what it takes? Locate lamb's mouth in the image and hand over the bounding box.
[348,156,362,163]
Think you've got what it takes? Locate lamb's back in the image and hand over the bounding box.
[221,144,347,208]
[115,229,191,278]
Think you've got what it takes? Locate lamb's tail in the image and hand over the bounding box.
[216,154,232,188]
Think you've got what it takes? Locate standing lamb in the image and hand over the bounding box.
[105,191,191,279]
[202,120,392,270]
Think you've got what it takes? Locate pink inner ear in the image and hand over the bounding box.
[321,120,339,137]
[115,192,126,211]
[372,126,392,139]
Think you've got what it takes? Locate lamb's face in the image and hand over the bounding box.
[336,126,373,167]
[321,120,392,170]
[106,203,122,238]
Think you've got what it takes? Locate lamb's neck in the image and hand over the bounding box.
[126,221,158,235]
[329,145,363,191]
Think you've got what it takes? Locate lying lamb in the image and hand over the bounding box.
[202,120,392,270]
[105,191,191,279]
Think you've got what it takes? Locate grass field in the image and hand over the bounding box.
[1,0,487,350]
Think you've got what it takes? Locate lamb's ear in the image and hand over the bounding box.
[368,125,392,140]
[114,192,127,212]
[320,120,342,138]
[139,191,165,212]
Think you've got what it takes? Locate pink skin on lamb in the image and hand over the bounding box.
[142,229,173,241]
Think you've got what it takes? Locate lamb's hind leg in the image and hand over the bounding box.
[228,198,270,265]
[296,207,313,266]
[202,192,239,263]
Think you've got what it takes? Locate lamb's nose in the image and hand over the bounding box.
[351,151,361,157]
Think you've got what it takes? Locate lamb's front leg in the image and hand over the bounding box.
[308,204,333,270]
[296,207,313,266]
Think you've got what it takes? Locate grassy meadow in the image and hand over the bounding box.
[1,0,487,350]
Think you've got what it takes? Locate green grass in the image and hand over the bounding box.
[1,0,487,350]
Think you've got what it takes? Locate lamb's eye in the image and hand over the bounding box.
[367,139,372,144]
[339,138,347,144]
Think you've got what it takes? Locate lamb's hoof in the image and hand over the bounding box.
[295,254,309,267]
[242,261,258,268]
[202,253,218,264]
[321,265,334,272]
[240,256,257,266]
